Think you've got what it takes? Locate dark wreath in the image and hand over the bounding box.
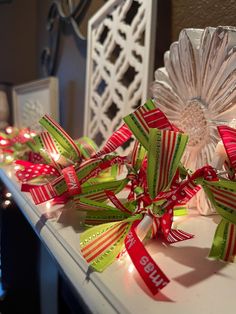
[41,0,90,76]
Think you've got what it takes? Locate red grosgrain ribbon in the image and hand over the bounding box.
[79,156,127,185]
[51,193,70,205]
[21,183,41,192]
[28,152,44,164]
[15,161,60,182]
[94,124,132,157]
[105,190,133,214]
[218,125,236,169]
[124,99,175,150]
[125,223,169,294]
[142,107,174,130]
[62,166,81,196]
[28,157,127,204]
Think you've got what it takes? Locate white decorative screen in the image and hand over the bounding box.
[84,0,157,151]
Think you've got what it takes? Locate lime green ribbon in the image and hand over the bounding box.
[201,179,236,262]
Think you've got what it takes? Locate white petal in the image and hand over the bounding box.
[207,47,236,104]
[154,67,172,86]
[201,27,235,101]
[164,43,189,102]
[151,80,184,121]
[178,29,199,98]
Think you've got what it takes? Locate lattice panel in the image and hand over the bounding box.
[84,0,156,153]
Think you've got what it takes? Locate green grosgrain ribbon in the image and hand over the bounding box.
[80,214,142,272]
[200,178,236,262]
[39,114,82,162]
[123,99,157,149]
[79,126,190,272]
[22,114,122,204]
[147,128,188,198]
[130,140,146,171]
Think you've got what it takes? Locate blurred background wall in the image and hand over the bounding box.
[0,0,236,137]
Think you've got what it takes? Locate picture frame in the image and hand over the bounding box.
[13,77,59,131]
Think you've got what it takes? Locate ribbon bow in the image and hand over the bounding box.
[17,115,129,205]
[200,125,236,262]
[79,100,216,295]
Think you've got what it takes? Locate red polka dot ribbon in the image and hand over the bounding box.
[15,160,60,182]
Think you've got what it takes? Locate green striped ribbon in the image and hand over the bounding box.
[201,179,236,262]
[131,140,146,171]
[73,178,128,202]
[80,214,142,272]
[39,114,82,162]
[123,99,156,149]
[147,128,188,198]
[75,197,131,224]
[76,136,98,159]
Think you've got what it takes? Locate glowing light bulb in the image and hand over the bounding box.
[128,264,134,273]
[24,133,31,139]
[6,126,13,134]
[6,192,12,198]
[173,216,182,222]
[50,152,73,166]
[0,139,7,145]
[30,131,37,137]
[14,165,21,171]
[6,155,13,162]
[50,152,60,162]
[46,202,51,210]
[4,200,11,206]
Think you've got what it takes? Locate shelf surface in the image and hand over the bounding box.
[1,166,236,314]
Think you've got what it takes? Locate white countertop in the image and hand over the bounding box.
[1,166,236,314]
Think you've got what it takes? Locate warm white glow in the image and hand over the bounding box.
[14,165,21,171]
[173,216,181,222]
[7,171,12,178]
[6,192,12,198]
[128,264,134,273]
[30,131,37,137]
[50,152,60,162]
[6,126,13,134]
[46,202,51,210]
[0,139,7,145]
[24,133,31,139]
[6,155,13,162]
[4,200,11,206]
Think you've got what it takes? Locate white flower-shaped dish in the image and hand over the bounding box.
[151,26,236,215]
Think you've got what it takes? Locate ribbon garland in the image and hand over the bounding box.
[9,99,236,296]
[0,127,37,164]
[79,100,216,295]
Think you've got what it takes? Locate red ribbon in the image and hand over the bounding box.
[15,160,60,182]
[62,166,81,196]
[125,223,169,295]
[105,190,133,214]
